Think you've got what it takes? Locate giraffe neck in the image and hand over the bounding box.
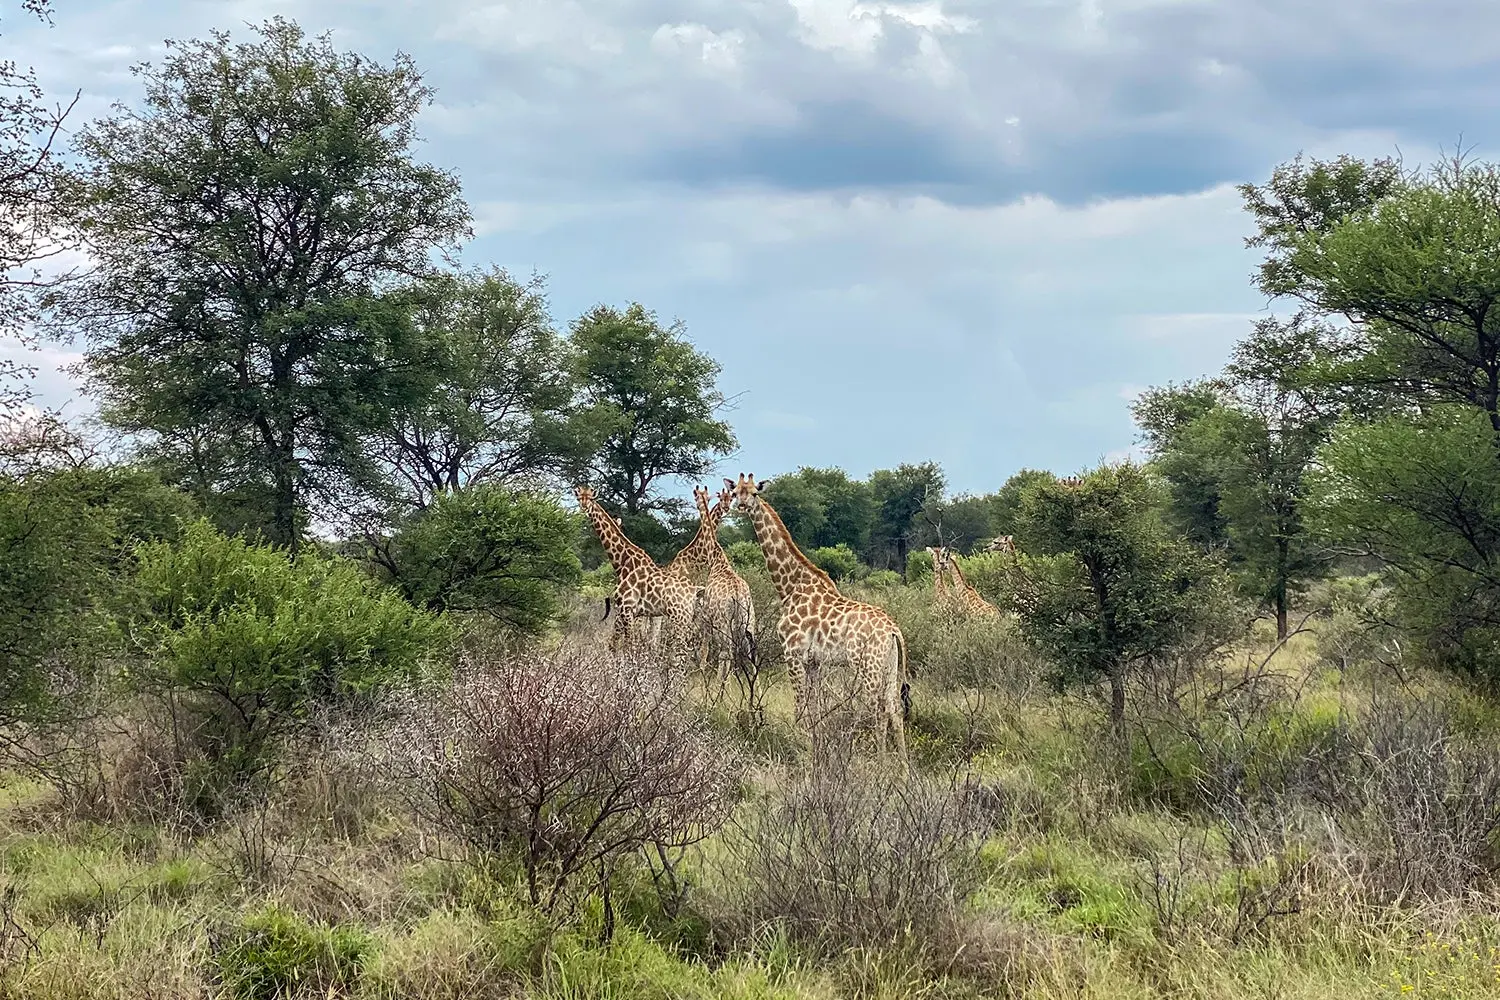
[582,498,652,578]
[948,555,977,596]
[667,500,724,578]
[747,498,837,604]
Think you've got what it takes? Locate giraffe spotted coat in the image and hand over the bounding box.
[728,473,908,758]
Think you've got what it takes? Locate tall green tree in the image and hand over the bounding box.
[1009,464,1243,727]
[1133,381,1230,550]
[915,493,996,555]
[757,466,875,552]
[988,469,1054,546]
[361,267,591,511]
[1307,407,1500,683]
[1235,152,1500,673]
[1134,379,1330,639]
[868,462,946,572]
[48,18,470,551]
[568,302,736,521]
[758,474,828,549]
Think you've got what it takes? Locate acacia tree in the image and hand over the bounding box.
[361,267,591,510]
[1009,464,1243,727]
[863,462,945,572]
[47,18,470,551]
[568,302,736,524]
[1236,153,1500,675]
[758,466,876,552]
[1,0,79,412]
[1134,378,1330,639]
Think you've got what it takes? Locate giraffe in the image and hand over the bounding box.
[726,473,908,759]
[930,546,1002,619]
[575,486,702,671]
[985,535,1017,554]
[665,486,758,698]
[698,487,759,699]
[924,546,951,601]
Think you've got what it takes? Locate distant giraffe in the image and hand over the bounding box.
[924,546,951,600]
[727,474,908,758]
[666,486,758,698]
[1059,475,1085,489]
[930,546,1001,619]
[575,486,702,671]
[985,535,1017,554]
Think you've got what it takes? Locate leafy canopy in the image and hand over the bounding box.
[50,17,470,549]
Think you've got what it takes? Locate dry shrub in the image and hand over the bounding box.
[1320,692,1500,904]
[378,641,743,933]
[715,738,994,966]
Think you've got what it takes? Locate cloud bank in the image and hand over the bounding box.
[6,0,1491,492]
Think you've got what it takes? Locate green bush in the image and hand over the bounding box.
[213,904,373,1000]
[724,540,766,574]
[130,519,451,807]
[0,464,198,735]
[580,562,616,596]
[946,551,1014,605]
[863,569,903,590]
[905,548,934,585]
[365,484,581,634]
[808,543,864,582]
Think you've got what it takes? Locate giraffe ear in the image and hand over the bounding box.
[723,478,735,491]
[756,478,772,492]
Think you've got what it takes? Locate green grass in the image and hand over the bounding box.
[5,594,1500,999]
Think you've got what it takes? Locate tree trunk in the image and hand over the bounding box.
[271,439,299,555]
[1274,538,1289,641]
[1108,664,1126,732]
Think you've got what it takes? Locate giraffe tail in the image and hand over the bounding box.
[896,631,912,723]
[601,595,612,621]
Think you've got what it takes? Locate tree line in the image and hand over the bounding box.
[8,12,1500,708]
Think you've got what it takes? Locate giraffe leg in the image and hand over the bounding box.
[785,653,809,730]
[884,638,907,761]
[666,606,694,685]
[713,615,733,706]
[609,607,633,653]
[863,650,888,758]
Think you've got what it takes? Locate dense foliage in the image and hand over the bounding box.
[9,14,1500,1000]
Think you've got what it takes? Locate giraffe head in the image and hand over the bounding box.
[575,486,622,525]
[693,485,713,517]
[986,535,1016,554]
[926,545,953,575]
[725,473,770,513]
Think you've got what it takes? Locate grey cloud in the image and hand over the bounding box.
[18,0,1497,205]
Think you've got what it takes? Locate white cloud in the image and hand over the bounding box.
[650,23,747,73]
[9,0,1494,494]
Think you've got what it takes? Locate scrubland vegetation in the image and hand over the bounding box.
[7,7,1500,999]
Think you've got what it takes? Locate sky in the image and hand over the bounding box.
[5,0,1495,498]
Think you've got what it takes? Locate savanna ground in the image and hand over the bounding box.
[4,567,1499,1000]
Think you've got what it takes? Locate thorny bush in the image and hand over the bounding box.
[716,738,993,964]
[380,641,744,934]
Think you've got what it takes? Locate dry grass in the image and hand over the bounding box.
[4,587,1500,999]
